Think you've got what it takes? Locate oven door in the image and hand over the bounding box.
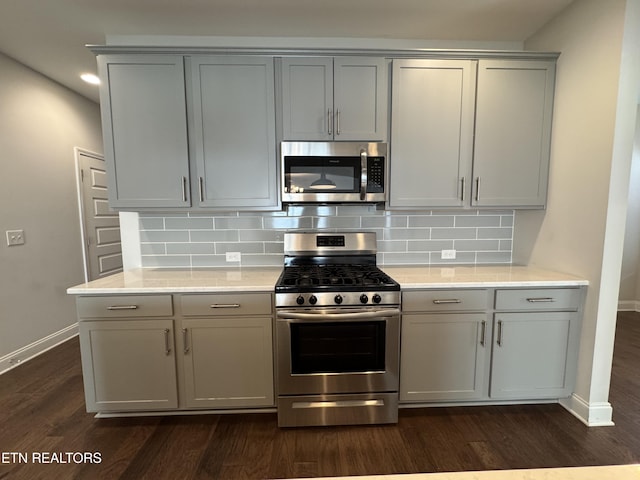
[276,308,400,396]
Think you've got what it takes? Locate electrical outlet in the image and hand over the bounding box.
[6,230,25,246]
[226,251,241,262]
[441,249,456,260]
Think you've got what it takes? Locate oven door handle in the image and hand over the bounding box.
[277,309,400,321]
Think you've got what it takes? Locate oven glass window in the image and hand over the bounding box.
[290,321,386,374]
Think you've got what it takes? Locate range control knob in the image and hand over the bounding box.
[296,295,305,305]
[309,295,318,305]
[334,295,343,305]
[372,294,382,304]
[360,294,369,304]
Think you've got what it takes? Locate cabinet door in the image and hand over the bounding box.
[78,319,178,412]
[389,59,476,208]
[180,316,274,408]
[333,57,387,141]
[189,56,279,210]
[400,313,488,402]
[98,55,190,209]
[281,57,333,140]
[490,312,574,399]
[472,60,555,208]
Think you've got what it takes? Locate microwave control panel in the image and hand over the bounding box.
[367,157,385,193]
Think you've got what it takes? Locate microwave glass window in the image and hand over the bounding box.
[288,166,358,192]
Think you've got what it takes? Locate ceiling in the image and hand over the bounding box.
[0,0,575,103]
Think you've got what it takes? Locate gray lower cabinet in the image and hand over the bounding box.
[77,295,178,412]
[98,55,191,209]
[187,56,279,210]
[178,293,274,408]
[76,293,275,413]
[79,319,178,412]
[489,288,582,399]
[400,289,490,402]
[400,287,582,404]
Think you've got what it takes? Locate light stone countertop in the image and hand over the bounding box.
[66,267,284,294]
[380,265,588,289]
[66,265,587,295]
[288,464,640,480]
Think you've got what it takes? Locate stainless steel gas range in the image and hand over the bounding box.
[274,231,401,427]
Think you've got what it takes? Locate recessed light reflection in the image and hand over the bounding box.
[80,73,101,85]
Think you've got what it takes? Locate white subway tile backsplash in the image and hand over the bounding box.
[138,208,514,268]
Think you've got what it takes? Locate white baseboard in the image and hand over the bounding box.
[560,393,615,427]
[618,300,640,312]
[0,324,78,375]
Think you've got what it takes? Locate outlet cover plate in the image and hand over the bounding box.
[226,251,241,262]
[441,249,456,260]
[6,230,25,246]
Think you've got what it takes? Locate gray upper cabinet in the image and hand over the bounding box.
[472,59,556,208]
[187,56,279,210]
[281,57,388,141]
[98,55,191,209]
[389,59,476,208]
[388,57,556,210]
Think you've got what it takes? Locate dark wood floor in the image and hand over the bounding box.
[1,313,639,480]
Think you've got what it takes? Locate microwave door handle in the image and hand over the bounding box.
[360,149,368,200]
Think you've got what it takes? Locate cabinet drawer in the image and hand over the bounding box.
[180,293,272,317]
[77,295,173,318]
[495,288,581,311]
[402,290,489,312]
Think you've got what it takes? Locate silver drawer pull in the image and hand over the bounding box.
[293,399,384,409]
[210,303,241,309]
[526,297,555,303]
[433,299,462,304]
[106,305,139,310]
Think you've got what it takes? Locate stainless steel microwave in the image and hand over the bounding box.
[281,141,387,203]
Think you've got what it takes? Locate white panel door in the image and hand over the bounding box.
[77,150,122,280]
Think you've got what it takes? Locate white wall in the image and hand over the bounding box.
[516,0,640,425]
[0,52,103,369]
[619,106,640,308]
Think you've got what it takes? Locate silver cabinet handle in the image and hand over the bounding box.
[480,320,486,347]
[198,176,204,202]
[475,177,481,202]
[164,329,172,355]
[327,108,333,135]
[182,328,190,354]
[209,303,241,309]
[461,177,466,202]
[278,309,400,322]
[336,109,341,136]
[432,299,462,304]
[181,176,188,203]
[293,399,384,409]
[496,320,503,347]
[527,297,555,303]
[360,148,368,200]
[107,305,138,310]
